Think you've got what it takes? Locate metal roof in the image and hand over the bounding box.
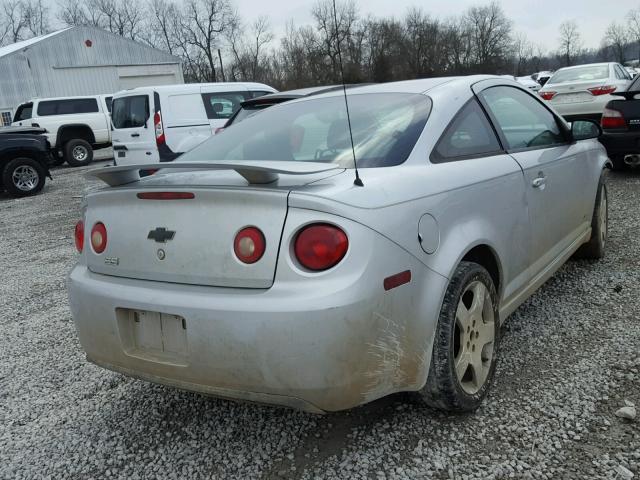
[0,28,71,59]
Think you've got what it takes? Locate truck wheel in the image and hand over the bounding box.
[64,139,93,167]
[420,261,500,412]
[2,157,46,197]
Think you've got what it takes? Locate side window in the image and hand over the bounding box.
[479,86,567,150]
[431,100,502,162]
[614,65,626,80]
[202,92,249,119]
[105,97,113,114]
[13,103,32,122]
[111,96,149,129]
[37,99,99,116]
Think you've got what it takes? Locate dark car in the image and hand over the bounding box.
[220,85,370,131]
[599,74,640,170]
[0,126,52,197]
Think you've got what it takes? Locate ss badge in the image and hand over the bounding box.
[104,257,119,266]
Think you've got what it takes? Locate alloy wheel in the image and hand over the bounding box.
[72,145,88,161]
[454,281,496,395]
[12,165,40,192]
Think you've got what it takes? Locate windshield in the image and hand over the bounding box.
[549,65,609,84]
[178,93,431,168]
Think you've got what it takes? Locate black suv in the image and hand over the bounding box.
[0,126,52,197]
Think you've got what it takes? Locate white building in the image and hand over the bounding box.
[0,26,184,126]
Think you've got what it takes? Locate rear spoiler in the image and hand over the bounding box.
[87,161,342,187]
[610,90,640,100]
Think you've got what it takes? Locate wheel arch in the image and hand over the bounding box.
[451,242,503,300]
[56,124,96,147]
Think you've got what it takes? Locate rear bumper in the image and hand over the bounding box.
[68,252,447,412]
[549,95,610,119]
[599,130,640,157]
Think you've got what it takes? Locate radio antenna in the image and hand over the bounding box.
[332,0,363,187]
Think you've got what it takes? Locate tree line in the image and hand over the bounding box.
[2,0,640,89]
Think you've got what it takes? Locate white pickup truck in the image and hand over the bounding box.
[12,95,113,167]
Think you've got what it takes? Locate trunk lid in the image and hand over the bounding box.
[85,187,288,288]
[546,79,611,105]
[85,164,345,288]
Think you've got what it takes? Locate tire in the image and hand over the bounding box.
[574,179,608,260]
[64,139,93,167]
[420,261,500,412]
[1,157,46,197]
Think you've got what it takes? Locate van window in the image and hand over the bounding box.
[202,92,248,119]
[37,98,99,116]
[14,103,33,121]
[111,95,150,129]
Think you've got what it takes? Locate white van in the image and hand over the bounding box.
[110,83,277,164]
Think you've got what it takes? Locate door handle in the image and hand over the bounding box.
[131,133,140,138]
[532,176,546,189]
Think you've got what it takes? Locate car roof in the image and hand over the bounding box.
[114,82,275,96]
[21,94,108,104]
[555,62,614,72]
[240,84,372,107]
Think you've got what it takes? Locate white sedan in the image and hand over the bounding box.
[538,62,632,122]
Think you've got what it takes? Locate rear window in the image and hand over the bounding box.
[549,65,610,84]
[14,103,33,122]
[179,93,431,168]
[111,95,150,129]
[227,104,272,126]
[202,92,249,119]
[37,98,99,116]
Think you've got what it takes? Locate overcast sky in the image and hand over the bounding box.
[231,0,640,52]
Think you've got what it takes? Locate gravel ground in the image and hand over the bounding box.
[0,164,638,480]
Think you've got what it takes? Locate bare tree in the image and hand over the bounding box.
[627,8,640,63]
[464,1,512,72]
[227,14,273,81]
[513,32,533,75]
[180,0,233,82]
[1,0,28,43]
[604,21,629,63]
[558,20,582,66]
[141,0,181,54]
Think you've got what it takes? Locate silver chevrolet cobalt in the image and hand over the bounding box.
[69,76,609,413]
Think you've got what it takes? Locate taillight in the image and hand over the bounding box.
[90,222,108,254]
[154,111,165,145]
[137,192,195,200]
[294,224,348,271]
[588,85,617,96]
[74,220,84,253]
[601,108,626,129]
[539,91,557,101]
[234,227,266,264]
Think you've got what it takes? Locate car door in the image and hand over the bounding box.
[111,93,155,164]
[476,83,592,280]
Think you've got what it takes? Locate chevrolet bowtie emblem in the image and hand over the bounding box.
[147,227,176,243]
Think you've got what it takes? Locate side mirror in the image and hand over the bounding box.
[571,119,601,141]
